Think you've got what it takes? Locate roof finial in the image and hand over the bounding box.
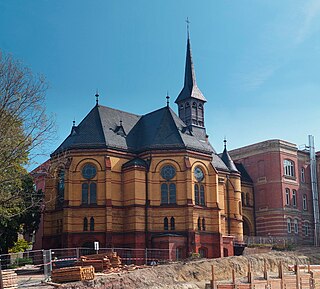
[166,92,170,107]
[72,118,76,127]
[95,89,99,106]
[186,17,190,38]
[224,137,227,149]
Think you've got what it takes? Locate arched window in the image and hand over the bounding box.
[169,184,176,204]
[161,183,168,204]
[195,184,200,205]
[292,190,297,207]
[83,217,88,231]
[81,164,97,205]
[180,104,184,109]
[194,167,205,206]
[170,217,175,230]
[90,217,94,231]
[192,102,197,108]
[90,183,97,204]
[301,168,305,183]
[285,188,290,205]
[246,193,250,206]
[185,102,190,108]
[202,218,206,231]
[303,195,307,210]
[304,222,309,236]
[200,185,205,206]
[57,169,65,206]
[284,160,295,177]
[82,183,89,204]
[287,218,291,233]
[160,165,176,205]
[164,217,169,230]
[294,219,298,234]
[197,217,201,230]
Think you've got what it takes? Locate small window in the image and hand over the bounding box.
[170,217,175,230]
[192,102,197,108]
[202,218,206,231]
[303,195,307,210]
[90,217,95,231]
[301,168,305,183]
[294,219,298,234]
[164,217,169,230]
[198,104,203,109]
[292,190,297,207]
[287,218,291,233]
[180,104,184,109]
[285,188,290,205]
[185,102,190,108]
[197,217,201,230]
[284,160,295,178]
[304,222,309,236]
[83,217,88,231]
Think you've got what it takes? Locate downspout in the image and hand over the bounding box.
[145,159,150,249]
[226,175,231,235]
[309,135,320,246]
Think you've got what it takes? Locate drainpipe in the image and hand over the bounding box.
[226,175,231,235]
[145,159,150,249]
[309,135,320,246]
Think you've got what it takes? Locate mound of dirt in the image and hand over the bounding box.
[59,250,312,289]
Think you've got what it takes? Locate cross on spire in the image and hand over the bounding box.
[224,137,227,149]
[186,17,190,37]
[95,90,99,106]
[166,92,170,107]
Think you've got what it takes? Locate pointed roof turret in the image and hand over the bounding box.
[175,34,207,103]
[221,139,239,173]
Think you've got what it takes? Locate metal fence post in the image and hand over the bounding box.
[76,248,80,260]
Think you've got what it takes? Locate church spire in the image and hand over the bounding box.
[175,24,207,129]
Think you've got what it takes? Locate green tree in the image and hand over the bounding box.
[0,51,54,253]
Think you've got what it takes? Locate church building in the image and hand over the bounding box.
[42,34,253,258]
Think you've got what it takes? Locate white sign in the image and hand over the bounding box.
[94,241,99,251]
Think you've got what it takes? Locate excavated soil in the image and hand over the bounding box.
[59,248,316,289]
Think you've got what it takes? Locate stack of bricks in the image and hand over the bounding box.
[0,270,18,289]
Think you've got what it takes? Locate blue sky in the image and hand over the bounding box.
[1,0,320,168]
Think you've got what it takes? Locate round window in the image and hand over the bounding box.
[161,165,176,180]
[194,166,204,182]
[82,164,97,179]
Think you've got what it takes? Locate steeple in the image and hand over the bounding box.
[221,139,239,173]
[175,28,207,129]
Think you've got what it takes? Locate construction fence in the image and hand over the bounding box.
[0,247,171,287]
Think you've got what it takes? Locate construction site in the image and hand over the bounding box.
[2,246,320,288]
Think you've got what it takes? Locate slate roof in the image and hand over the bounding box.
[235,163,253,183]
[53,104,214,155]
[221,147,239,173]
[175,37,207,103]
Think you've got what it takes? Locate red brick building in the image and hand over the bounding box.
[230,140,314,244]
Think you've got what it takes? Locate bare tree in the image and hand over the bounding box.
[0,51,55,218]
